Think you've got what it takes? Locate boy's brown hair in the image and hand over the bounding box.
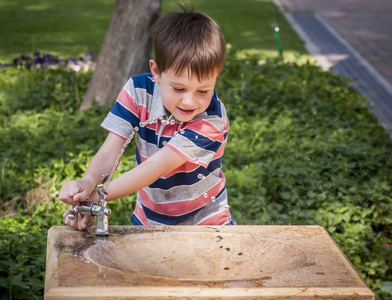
[151,5,226,81]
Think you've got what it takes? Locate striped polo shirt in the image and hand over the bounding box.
[101,73,233,225]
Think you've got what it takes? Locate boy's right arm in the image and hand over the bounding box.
[59,132,125,206]
[59,132,125,230]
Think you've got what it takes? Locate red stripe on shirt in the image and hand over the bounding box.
[186,119,228,142]
[139,179,225,216]
[166,143,208,168]
[133,200,150,225]
[117,89,137,112]
[198,210,231,225]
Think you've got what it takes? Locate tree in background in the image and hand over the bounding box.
[80,0,161,109]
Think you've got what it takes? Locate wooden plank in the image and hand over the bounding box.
[45,286,375,300]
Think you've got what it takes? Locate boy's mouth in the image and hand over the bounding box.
[177,107,196,115]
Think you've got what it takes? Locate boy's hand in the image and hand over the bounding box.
[59,181,99,230]
[63,206,95,230]
[59,180,94,206]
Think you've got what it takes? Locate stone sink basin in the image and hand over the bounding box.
[84,231,308,281]
[44,225,374,299]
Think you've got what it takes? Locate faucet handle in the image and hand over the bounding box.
[68,206,78,220]
[90,203,111,217]
[67,203,92,220]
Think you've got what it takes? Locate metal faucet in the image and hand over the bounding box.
[68,175,111,236]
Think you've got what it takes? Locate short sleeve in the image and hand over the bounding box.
[100,78,140,139]
[166,114,229,168]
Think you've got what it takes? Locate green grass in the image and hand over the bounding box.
[0,0,309,63]
[0,0,115,63]
[164,0,308,60]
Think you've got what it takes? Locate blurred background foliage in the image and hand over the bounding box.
[0,0,391,299]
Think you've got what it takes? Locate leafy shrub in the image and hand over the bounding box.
[0,52,391,299]
[217,55,392,298]
[0,65,135,299]
[0,216,47,300]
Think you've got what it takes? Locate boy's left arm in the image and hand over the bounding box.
[105,146,186,201]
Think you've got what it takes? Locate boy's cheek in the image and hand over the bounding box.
[161,91,176,105]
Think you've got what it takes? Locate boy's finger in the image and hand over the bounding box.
[78,215,92,231]
[86,216,95,229]
[68,212,79,229]
[81,215,89,229]
[59,189,80,206]
[69,184,81,197]
[73,189,90,203]
[63,205,74,218]
[59,189,73,203]
[60,199,80,207]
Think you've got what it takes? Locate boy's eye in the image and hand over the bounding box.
[173,87,185,92]
[198,90,208,94]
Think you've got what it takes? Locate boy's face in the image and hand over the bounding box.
[150,60,218,122]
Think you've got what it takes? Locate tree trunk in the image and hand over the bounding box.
[80,0,161,110]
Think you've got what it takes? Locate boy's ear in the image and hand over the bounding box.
[149,59,161,84]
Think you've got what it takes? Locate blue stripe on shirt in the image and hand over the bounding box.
[111,101,140,127]
[142,203,205,225]
[205,93,223,117]
[132,73,155,95]
[149,157,222,189]
[185,129,224,153]
[137,126,159,146]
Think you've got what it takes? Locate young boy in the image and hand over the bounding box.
[59,7,235,229]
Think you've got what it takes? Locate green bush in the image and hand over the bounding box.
[0,66,136,299]
[0,216,46,300]
[218,55,392,298]
[0,53,391,299]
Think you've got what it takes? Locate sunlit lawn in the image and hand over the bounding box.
[0,0,309,63]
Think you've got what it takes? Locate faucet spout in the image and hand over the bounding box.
[94,202,111,236]
[94,179,111,236]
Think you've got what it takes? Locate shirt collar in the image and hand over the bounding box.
[148,82,167,120]
[148,82,181,124]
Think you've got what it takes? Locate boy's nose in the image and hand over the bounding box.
[181,94,195,106]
